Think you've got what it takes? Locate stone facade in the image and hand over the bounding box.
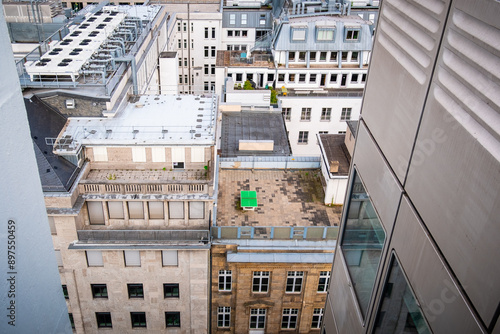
[211,244,333,334]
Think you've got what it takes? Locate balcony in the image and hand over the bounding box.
[79,168,213,196]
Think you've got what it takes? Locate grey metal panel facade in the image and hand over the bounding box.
[222,10,272,29]
[389,197,485,334]
[352,121,402,233]
[361,0,451,183]
[273,20,373,51]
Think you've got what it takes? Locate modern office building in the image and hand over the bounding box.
[324,0,500,333]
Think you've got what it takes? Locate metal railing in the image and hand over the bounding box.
[77,229,210,242]
[80,183,209,194]
[211,226,339,240]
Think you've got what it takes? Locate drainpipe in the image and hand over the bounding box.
[115,55,138,95]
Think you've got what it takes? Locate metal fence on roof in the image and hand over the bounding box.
[211,226,338,240]
[220,156,320,169]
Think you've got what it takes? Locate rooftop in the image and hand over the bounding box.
[347,120,359,137]
[216,170,342,227]
[55,94,217,154]
[318,134,351,176]
[220,112,291,157]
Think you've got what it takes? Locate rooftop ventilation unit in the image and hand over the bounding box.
[65,99,75,109]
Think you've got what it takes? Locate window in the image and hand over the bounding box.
[362,73,367,82]
[124,250,141,267]
[168,202,184,219]
[373,255,431,333]
[131,312,146,328]
[179,75,183,84]
[281,309,298,329]
[183,39,187,48]
[204,81,209,91]
[286,271,304,292]
[300,108,311,121]
[204,27,208,38]
[311,308,323,329]
[341,171,386,318]
[165,312,181,327]
[183,22,187,32]
[289,73,295,82]
[211,65,215,75]
[317,271,331,292]
[282,108,291,121]
[128,202,144,219]
[316,28,334,41]
[162,250,178,266]
[149,202,164,219]
[62,285,69,299]
[229,14,236,25]
[288,52,295,62]
[310,74,317,83]
[204,46,209,58]
[107,202,124,219]
[184,75,188,84]
[338,131,346,134]
[250,309,266,329]
[178,39,181,48]
[292,28,306,41]
[218,307,231,328]
[298,131,309,144]
[212,27,216,39]
[163,283,179,298]
[259,14,266,25]
[320,52,327,61]
[91,284,108,298]
[351,51,359,62]
[92,147,107,162]
[252,271,270,293]
[299,73,306,82]
[55,250,63,267]
[341,107,352,121]
[128,284,144,298]
[242,30,248,37]
[191,146,205,163]
[227,30,233,37]
[189,202,204,219]
[178,58,182,67]
[219,270,232,291]
[241,14,247,25]
[330,52,338,62]
[330,73,338,83]
[319,131,329,135]
[298,52,306,61]
[69,313,75,329]
[278,73,285,82]
[321,108,331,121]
[211,46,216,58]
[351,73,359,82]
[86,250,104,267]
[96,312,112,328]
[345,28,360,41]
[48,217,56,234]
[184,58,188,67]
[236,73,243,82]
[204,64,209,74]
[342,51,348,61]
[267,73,274,82]
[235,30,241,37]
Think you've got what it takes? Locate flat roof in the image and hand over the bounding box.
[220,112,291,157]
[319,134,351,176]
[217,170,342,227]
[56,94,216,153]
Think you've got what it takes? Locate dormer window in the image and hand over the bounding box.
[345,28,360,41]
[291,28,307,41]
[316,28,335,41]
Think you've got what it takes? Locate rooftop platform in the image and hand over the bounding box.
[319,134,351,176]
[216,170,342,227]
[55,94,217,154]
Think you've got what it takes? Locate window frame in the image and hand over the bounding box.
[316,27,335,42]
[311,308,324,329]
[249,308,266,329]
[321,108,331,121]
[128,283,144,298]
[96,312,112,328]
[165,312,181,327]
[62,285,69,299]
[291,28,307,42]
[218,306,231,328]
[252,271,270,293]
[218,270,232,291]
[281,308,299,329]
[298,131,309,144]
[229,14,236,25]
[163,283,180,298]
[345,28,361,41]
[341,107,352,121]
[317,271,331,292]
[282,107,291,121]
[300,108,311,121]
[130,312,147,328]
[91,284,108,299]
[286,271,304,293]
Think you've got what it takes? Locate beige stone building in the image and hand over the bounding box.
[211,170,340,333]
[39,93,217,333]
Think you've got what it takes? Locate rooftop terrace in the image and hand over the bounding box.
[216,170,342,227]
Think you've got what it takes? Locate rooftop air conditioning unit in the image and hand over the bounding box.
[65,99,75,109]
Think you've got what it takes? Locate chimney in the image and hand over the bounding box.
[330,160,340,173]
